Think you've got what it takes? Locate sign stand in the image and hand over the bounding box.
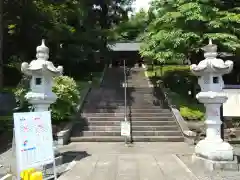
[11,111,57,180]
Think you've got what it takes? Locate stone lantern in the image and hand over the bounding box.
[21,40,63,111]
[190,39,235,165]
[8,40,64,176]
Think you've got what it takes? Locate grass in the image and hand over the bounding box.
[147,65,205,121]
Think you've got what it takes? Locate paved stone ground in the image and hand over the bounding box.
[1,143,240,179]
[58,142,197,180]
[56,142,240,180]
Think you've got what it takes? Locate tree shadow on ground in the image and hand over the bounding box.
[61,151,90,163]
[48,151,91,178]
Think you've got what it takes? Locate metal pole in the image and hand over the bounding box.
[124,60,127,144]
[124,60,127,120]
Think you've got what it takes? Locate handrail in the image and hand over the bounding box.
[124,60,127,145]
[123,61,133,144]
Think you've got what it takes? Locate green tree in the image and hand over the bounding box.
[140,0,240,64]
[2,0,134,83]
[113,9,149,41]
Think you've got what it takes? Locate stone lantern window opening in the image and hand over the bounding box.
[35,77,42,85]
[213,76,219,84]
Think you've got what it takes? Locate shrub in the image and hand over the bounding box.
[14,76,31,111]
[51,76,80,123]
[161,65,199,96]
[180,106,205,121]
[14,76,80,123]
[160,65,205,121]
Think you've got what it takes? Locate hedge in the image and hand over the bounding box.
[148,65,205,121]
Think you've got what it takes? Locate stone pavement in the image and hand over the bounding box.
[58,142,240,180]
[1,142,240,179]
[57,142,196,180]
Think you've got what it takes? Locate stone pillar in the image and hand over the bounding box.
[190,39,234,162]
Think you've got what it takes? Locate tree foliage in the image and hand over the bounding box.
[140,0,240,64]
[2,0,133,86]
[113,9,149,41]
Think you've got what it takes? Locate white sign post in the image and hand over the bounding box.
[121,121,130,137]
[13,111,56,180]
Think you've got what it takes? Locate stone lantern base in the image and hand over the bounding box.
[192,154,239,171]
[195,139,234,161]
[192,139,239,171]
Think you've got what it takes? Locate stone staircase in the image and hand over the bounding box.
[70,66,184,142]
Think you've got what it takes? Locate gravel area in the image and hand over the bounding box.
[178,145,240,180]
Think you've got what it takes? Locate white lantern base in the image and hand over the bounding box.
[195,139,234,161]
[192,154,239,171]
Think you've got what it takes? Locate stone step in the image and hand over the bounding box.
[128,91,154,93]
[126,80,151,82]
[83,105,164,109]
[127,87,153,90]
[126,82,150,84]
[125,83,150,86]
[86,116,174,121]
[79,131,182,136]
[87,120,177,126]
[70,136,184,142]
[82,112,173,117]
[125,85,151,88]
[85,98,157,103]
[87,94,153,99]
[128,92,154,94]
[84,103,160,107]
[83,108,171,113]
[84,100,157,105]
[84,99,156,102]
[85,125,179,131]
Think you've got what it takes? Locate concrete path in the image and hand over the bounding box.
[58,142,197,180]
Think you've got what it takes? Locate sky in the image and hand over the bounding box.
[133,0,151,12]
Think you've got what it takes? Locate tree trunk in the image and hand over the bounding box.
[0,0,3,88]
